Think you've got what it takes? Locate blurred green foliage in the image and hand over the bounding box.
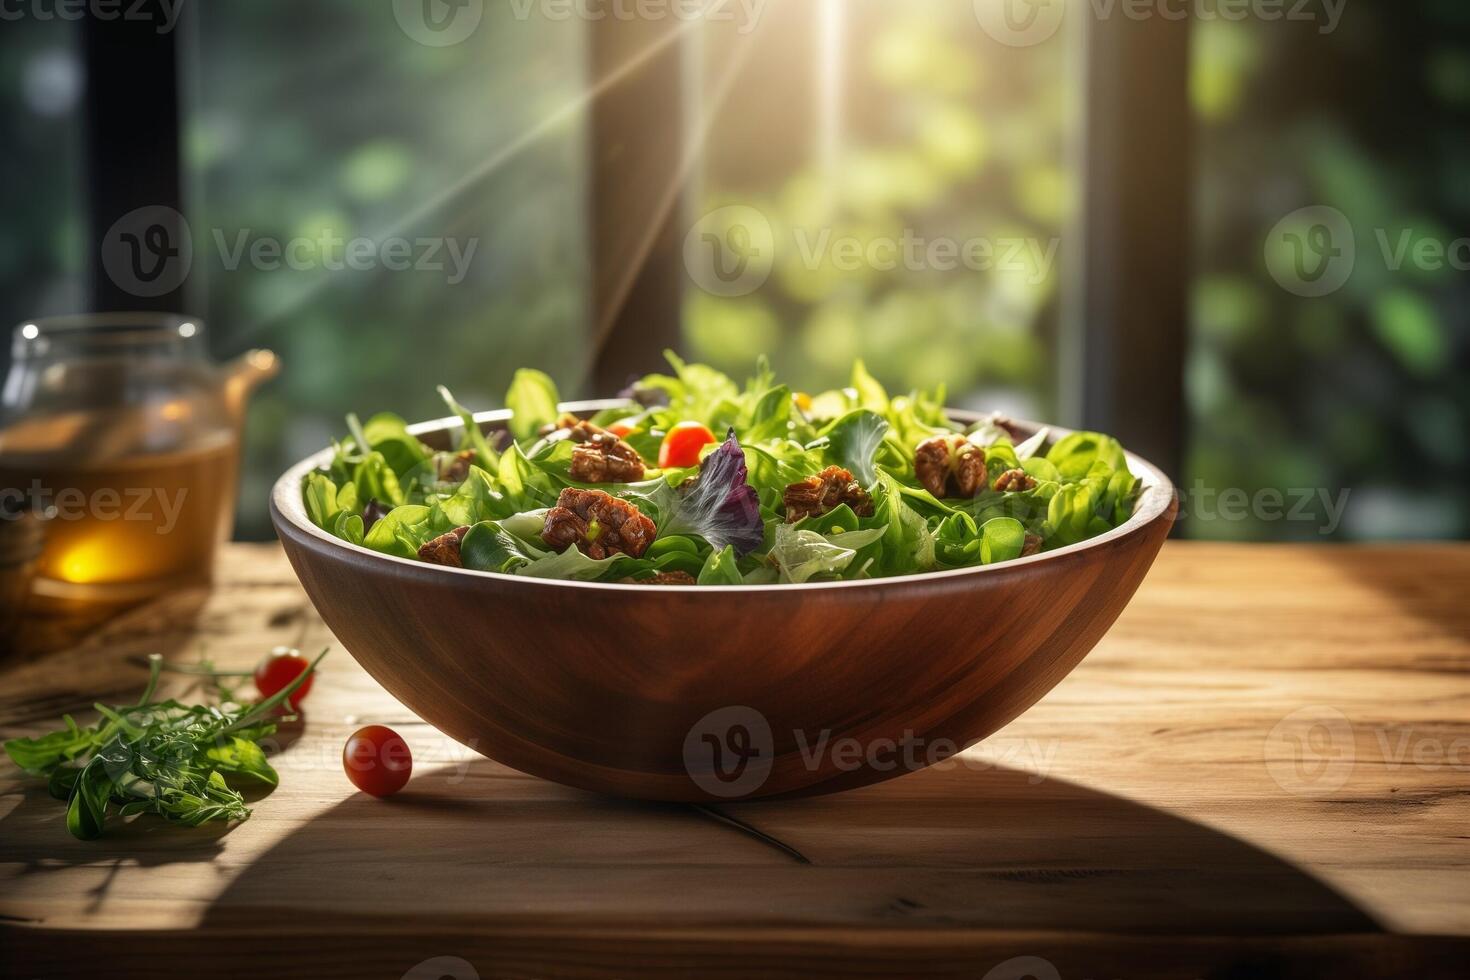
[1190,7,1468,539]
[0,20,85,331]
[688,2,1064,422]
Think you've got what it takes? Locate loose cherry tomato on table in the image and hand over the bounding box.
[253,647,314,708]
[658,421,717,469]
[343,725,413,797]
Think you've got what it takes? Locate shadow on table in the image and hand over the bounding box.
[199,758,1378,940]
[1335,544,1470,652]
[0,781,233,915]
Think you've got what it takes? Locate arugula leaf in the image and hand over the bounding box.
[851,360,889,414]
[505,369,561,442]
[822,409,890,487]
[353,452,405,509]
[875,472,936,576]
[769,525,885,583]
[437,385,501,469]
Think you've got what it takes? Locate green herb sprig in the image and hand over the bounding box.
[4,649,326,840]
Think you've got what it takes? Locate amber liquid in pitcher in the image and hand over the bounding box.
[0,418,238,600]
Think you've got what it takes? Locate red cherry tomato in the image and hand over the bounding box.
[658,421,717,469]
[343,725,413,797]
[608,422,637,438]
[254,647,313,708]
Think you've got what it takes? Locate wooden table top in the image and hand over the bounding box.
[2,542,1468,979]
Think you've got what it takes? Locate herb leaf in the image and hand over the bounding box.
[4,650,325,840]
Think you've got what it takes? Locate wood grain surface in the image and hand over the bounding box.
[2,542,1468,979]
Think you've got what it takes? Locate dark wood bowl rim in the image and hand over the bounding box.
[271,400,1176,593]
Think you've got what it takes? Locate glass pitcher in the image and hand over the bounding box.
[0,314,277,602]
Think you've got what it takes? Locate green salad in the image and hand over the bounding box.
[301,354,1141,585]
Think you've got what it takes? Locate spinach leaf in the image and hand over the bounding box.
[363,504,433,558]
[1046,431,1127,480]
[303,472,341,530]
[505,368,561,442]
[697,545,744,585]
[359,412,431,476]
[979,517,1027,564]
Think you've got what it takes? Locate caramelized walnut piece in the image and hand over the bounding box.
[1021,533,1043,557]
[914,436,987,499]
[953,443,987,497]
[623,570,698,586]
[992,468,1038,493]
[914,436,952,498]
[541,488,656,559]
[556,414,645,484]
[783,466,876,523]
[418,525,471,568]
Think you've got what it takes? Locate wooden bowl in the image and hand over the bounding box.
[271,403,1176,801]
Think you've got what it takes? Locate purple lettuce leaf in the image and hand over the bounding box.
[663,430,764,556]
